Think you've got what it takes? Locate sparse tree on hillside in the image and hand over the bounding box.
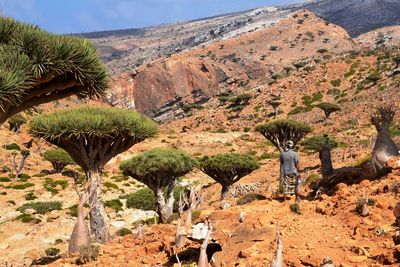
[8,114,27,132]
[269,100,281,117]
[43,148,76,173]
[11,149,30,178]
[29,106,157,243]
[315,102,341,120]
[198,153,260,199]
[120,148,194,223]
[255,119,311,152]
[0,17,108,125]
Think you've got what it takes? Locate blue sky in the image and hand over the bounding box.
[0,0,303,34]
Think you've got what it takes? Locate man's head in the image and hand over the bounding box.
[286,140,294,149]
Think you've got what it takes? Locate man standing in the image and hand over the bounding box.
[279,141,301,201]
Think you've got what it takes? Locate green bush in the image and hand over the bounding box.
[0,177,11,182]
[43,178,68,195]
[45,247,60,256]
[125,186,186,212]
[104,182,119,190]
[17,201,62,214]
[12,182,34,189]
[24,192,37,200]
[330,79,341,87]
[43,148,75,173]
[15,213,41,224]
[77,244,100,264]
[126,188,156,210]
[1,165,11,173]
[237,193,267,205]
[116,228,132,237]
[8,114,27,132]
[105,199,123,212]
[3,143,20,151]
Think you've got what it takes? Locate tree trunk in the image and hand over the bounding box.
[16,154,28,178]
[220,184,230,200]
[198,224,212,267]
[155,188,174,223]
[320,146,334,178]
[185,209,192,229]
[87,170,110,243]
[370,131,399,177]
[68,197,91,253]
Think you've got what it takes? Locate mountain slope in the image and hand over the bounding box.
[306,0,400,37]
[109,10,357,122]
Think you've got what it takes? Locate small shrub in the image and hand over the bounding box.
[24,192,37,200]
[2,165,11,173]
[116,227,132,237]
[8,114,27,132]
[104,182,119,190]
[43,178,68,195]
[15,213,41,224]
[105,199,123,212]
[3,143,21,151]
[126,188,156,211]
[12,182,34,189]
[304,173,320,184]
[17,201,62,214]
[77,244,100,264]
[0,177,11,182]
[290,203,301,214]
[191,210,201,222]
[330,79,341,87]
[237,193,267,205]
[45,247,60,256]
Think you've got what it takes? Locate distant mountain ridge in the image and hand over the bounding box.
[82,0,400,75]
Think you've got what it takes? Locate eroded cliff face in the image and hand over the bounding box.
[108,10,358,122]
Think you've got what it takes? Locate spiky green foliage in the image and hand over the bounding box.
[301,135,338,153]
[43,148,75,173]
[29,106,157,170]
[315,102,341,120]
[198,153,260,198]
[8,114,27,132]
[120,148,194,191]
[0,16,109,124]
[255,119,311,150]
[121,148,193,223]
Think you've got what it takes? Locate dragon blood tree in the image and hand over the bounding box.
[198,153,260,199]
[0,16,108,125]
[29,106,157,243]
[255,119,311,152]
[120,148,194,223]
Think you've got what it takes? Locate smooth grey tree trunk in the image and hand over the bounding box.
[155,188,174,223]
[88,170,110,243]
